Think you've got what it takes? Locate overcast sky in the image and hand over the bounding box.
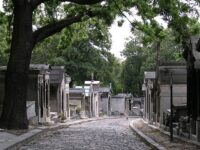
[109,19,132,60]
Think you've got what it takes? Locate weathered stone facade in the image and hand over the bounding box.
[49,66,68,121]
[85,81,100,117]
[142,71,156,123]
[0,64,51,124]
[98,87,112,116]
[143,63,187,129]
[69,87,85,118]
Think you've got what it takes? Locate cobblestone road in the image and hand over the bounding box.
[20,118,151,150]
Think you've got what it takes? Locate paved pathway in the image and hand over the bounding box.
[19,118,151,150]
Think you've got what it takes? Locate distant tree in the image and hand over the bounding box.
[121,29,183,96]
[121,40,144,96]
[110,58,123,95]
[31,18,115,86]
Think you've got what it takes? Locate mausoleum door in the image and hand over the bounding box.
[108,97,111,114]
[44,75,50,118]
[38,74,50,123]
[38,75,44,121]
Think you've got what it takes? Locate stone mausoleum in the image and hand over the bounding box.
[49,66,68,121]
[0,64,51,124]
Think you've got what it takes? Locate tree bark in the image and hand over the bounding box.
[33,15,83,45]
[0,1,33,129]
[154,41,160,118]
[187,50,196,119]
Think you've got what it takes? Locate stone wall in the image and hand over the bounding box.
[99,97,108,115]
[159,84,187,124]
[50,85,59,112]
[26,101,36,119]
[111,98,125,115]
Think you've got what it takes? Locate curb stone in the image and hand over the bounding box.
[2,117,119,150]
[129,120,166,150]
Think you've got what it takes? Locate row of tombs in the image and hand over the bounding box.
[0,65,69,124]
[143,62,200,141]
[142,36,200,142]
[0,64,139,124]
[142,62,187,128]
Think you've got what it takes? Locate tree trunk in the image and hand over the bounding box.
[154,41,160,119]
[0,1,33,129]
[187,51,196,119]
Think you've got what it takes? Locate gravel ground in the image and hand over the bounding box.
[19,118,151,150]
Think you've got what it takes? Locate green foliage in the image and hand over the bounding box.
[121,29,183,96]
[121,42,145,96]
[159,30,183,61]
[31,18,120,90]
[129,0,200,46]
[0,11,10,65]
[109,58,123,94]
[158,0,198,43]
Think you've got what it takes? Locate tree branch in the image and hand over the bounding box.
[32,15,83,45]
[32,9,97,45]
[32,0,104,9]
